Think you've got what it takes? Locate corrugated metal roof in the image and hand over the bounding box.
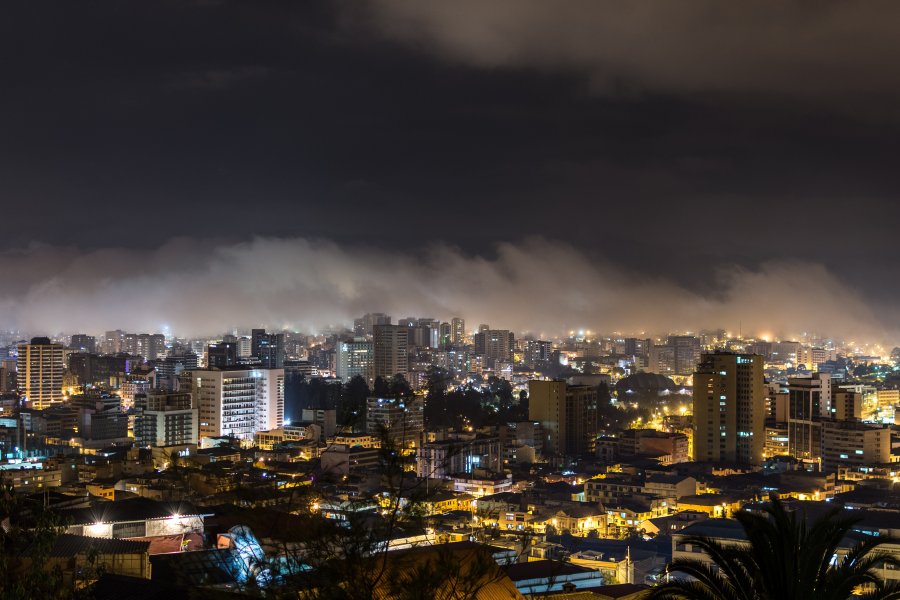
[50,533,150,556]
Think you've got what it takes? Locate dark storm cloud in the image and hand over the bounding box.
[0,1,898,338]
[0,238,893,344]
[351,1,900,109]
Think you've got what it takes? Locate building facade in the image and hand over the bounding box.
[528,380,598,456]
[17,337,65,409]
[693,352,765,464]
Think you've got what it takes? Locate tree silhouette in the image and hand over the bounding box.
[649,493,900,600]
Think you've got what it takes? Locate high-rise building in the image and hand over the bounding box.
[692,352,766,465]
[821,421,890,471]
[528,380,598,456]
[649,345,675,375]
[335,338,374,382]
[366,396,424,447]
[770,341,801,365]
[17,337,65,409]
[353,313,392,337]
[451,317,466,345]
[69,334,96,354]
[133,391,198,447]
[207,342,238,369]
[833,390,862,422]
[787,373,832,466]
[251,329,285,369]
[104,330,125,354]
[668,335,701,375]
[416,436,502,479]
[122,333,166,361]
[186,368,284,441]
[623,338,651,359]
[474,330,515,362]
[373,324,408,379]
[236,336,252,358]
[523,340,553,369]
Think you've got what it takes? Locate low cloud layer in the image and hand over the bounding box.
[0,237,892,344]
[349,1,900,108]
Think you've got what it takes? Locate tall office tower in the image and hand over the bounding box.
[186,368,284,441]
[649,345,675,375]
[123,333,139,355]
[523,340,553,369]
[623,338,651,359]
[133,391,198,447]
[770,341,801,365]
[144,334,166,361]
[373,324,408,379]
[237,336,252,358]
[833,390,862,422]
[439,322,452,348]
[451,317,466,345]
[693,352,766,465]
[121,333,165,360]
[335,338,374,382]
[104,330,125,354]
[669,335,701,375]
[797,347,830,371]
[251,329,285,369]
[528,380,598,456]
[69,334,96,354]
[366,396,424,446]
[473,330,515,362]
[17,337,65,409]
[0,358,16,393]
[207,342,238,368]
[787,372,832,466]
[821,420,891,471]
[353,313,392,337]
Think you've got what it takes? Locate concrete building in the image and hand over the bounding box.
[649,345,675,375]
[522,340,553,369]
[207,342,238,368]
[353,312,392,337]
[474,330,515,362]
[255,424,320,450]
[17,337,65,409]
[373,324,408,379]
[366,396,424,447]
[833,390,862,422]
[133,391,198,447]
[821,420,891,471]
[186,368,284,441]
[763,423,790,459]
[669,335,701,375]
[787,373,832,467]
[335,338,374,383]
[528,380,598,456]
[69,334,96,354]
[693,352,765,465]
[251,329,285,369]
[451,317,466,345]
[416,436,502,479]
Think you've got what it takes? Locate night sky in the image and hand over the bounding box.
[1,1,899,339]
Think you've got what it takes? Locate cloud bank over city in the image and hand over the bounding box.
[351,0,900,110]
[0,237,891,343]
